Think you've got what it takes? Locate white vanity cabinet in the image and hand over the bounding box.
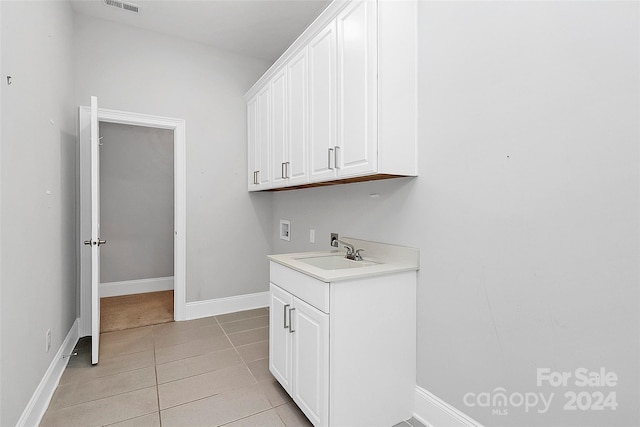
[270,283,329,426]
[268,260,416,427]
[247,0,418,191]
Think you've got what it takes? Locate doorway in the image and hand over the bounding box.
[98,122,174,332]
[78,106,186,339]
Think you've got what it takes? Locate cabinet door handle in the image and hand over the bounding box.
[335,146,340,170]
[253,170,258,185]
[281,162,286,179]
[288,307,296,333]
[285,162,290,178]
[283,304,290,329]
[255,170,260,184]
[328,148,334,170]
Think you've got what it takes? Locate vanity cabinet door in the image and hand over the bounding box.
[291,297,329,426]
[269,283,294,394]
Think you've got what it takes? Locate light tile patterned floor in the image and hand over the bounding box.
[40,308,311,427]
[40,308,426,427]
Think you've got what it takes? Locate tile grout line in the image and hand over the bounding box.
[217,406,281,427]
[48,381,157,411]
[220,315,262,385]
[215,315,251,380]
[152,324,163,427]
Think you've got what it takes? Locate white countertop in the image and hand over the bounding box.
[268,238,420,283]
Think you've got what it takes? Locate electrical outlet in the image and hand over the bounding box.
[46,329,51,352]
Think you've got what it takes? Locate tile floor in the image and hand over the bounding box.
[40,307,425,427]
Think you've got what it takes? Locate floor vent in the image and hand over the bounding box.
[103,0,139,13]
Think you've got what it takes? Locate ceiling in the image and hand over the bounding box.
[71,0,332,63]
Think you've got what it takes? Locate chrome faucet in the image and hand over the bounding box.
[334,239,364,261]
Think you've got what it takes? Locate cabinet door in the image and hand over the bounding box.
[269,284,293,395]
[308,22,337,183]
[336,0,377,177]
[270,68,288,188]
[292,297,329,426]
[247,95,259,191]
[287,48,309,186]
[256,84,271,188]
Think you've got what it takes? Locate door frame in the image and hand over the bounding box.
[78,106,187,337]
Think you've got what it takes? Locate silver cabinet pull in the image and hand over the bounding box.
[335,146,340,169]
[285,162,290,178]
[288,307,296,333]
[328,148,334,169]
[283,304,290,329]
[253,170,260,184]
[83,240,92,246]
[281,162,286,179]
[97,239,106,246]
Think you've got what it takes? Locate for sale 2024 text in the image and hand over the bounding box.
[537,368,618,411]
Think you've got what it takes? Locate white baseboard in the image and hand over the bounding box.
[185,291,269,320]
[414,386,483,427]
[16,318,80,427]
[100,276,174,298]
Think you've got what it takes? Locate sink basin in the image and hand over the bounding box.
[295,255,378,270]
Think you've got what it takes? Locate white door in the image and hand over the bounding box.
[292,297,329,426]
[89,96,104,365]
[336,0,378,177]
[269,284,294,394]
[308,22,337,183]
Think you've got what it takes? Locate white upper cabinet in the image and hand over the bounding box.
[270,68,288,188]
[308,23,337,183]
[246,0,418,191]
[247,95,258,190]
[287,49,309,186]
[270,51,311,189]
[336,0,377,177]
[247,84,272,191]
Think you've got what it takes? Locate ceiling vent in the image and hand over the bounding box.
[103,0,139,13]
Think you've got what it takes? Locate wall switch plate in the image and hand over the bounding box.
[280,219,291,241]
[310,229,315,243]
[46,329,51,352]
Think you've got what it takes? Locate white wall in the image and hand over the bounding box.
[99,122,174,283]
[271,1,639,426]
[73,14,273,302]
[0,2,77,425]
